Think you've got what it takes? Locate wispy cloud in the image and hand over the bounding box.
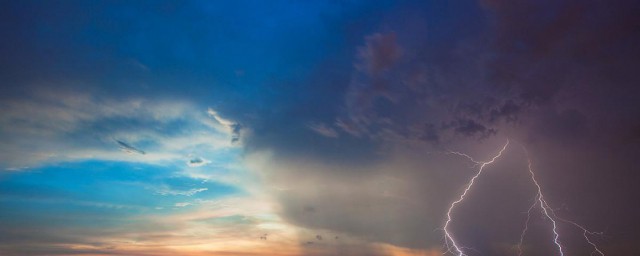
[174,202,192,207]
[115,139,146,155]
[307,122,339,138]
[157,187,208,197]
[0,89,241,169]
[208,108,243,143]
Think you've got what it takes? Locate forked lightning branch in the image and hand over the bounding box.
[442,140,605,256]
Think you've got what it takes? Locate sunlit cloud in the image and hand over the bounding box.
[157,187,209,197]
[0,89,239,170]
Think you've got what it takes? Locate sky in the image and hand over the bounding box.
[0,0,639,255]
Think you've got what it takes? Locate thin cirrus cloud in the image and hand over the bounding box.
[306,122,339,138]
[0,88,239,169]
[156,187,209,197]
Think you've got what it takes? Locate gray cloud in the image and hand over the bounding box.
[207,108,244,144]
[247,144,513,250]
[186,156,211,167]
[449,119,496,139]
[115,140,146,155]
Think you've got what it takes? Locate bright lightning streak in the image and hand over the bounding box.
[555,217,605,256]
[518,147,605,256]
[517,199,538,256]
[443,140,510,256]
[522,151,564,255]
[442,141,605,255]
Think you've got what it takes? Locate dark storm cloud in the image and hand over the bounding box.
[420,123,439,143]
[475,0,640,155]
[449,119,496,138]
[335,33,402,142]
[244,0,640,254]
[489,100,520,123]
[482,0,640,110]
[357,33,402,75]
[318,0,640,150]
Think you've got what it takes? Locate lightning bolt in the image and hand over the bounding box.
[517,198,537,256]
[443,140,510,256]
[518,150,564,255]
[442,141,605,256]
[517,147,605,256]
